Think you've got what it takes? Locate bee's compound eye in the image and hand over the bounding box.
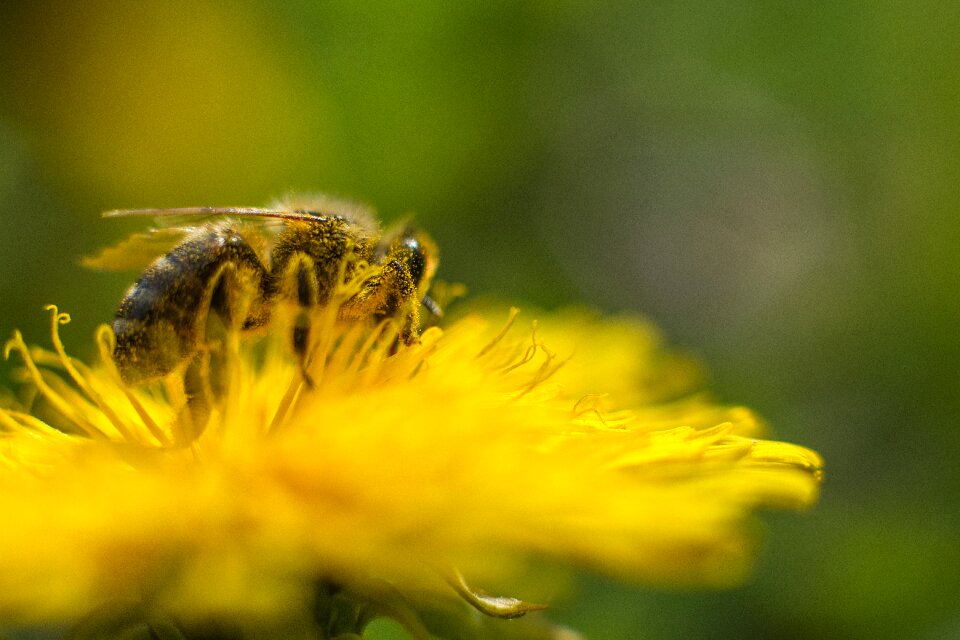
[401,237,427,287]
[376,226,437,289]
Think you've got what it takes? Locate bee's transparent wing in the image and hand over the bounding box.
[81,227,195,271]
[86,208,289,271]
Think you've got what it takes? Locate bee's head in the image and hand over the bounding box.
[377,224,439,296]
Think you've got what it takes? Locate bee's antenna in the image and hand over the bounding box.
[421,295,443,318]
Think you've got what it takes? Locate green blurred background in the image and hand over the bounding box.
[1,2,958,638]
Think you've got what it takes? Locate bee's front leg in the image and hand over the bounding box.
[341,259,420,339]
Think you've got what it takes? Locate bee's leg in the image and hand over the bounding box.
[180,353,212,441]
[273,252,321,386]
[200,259,267,400]
[381,258,422,346]
[181,238,268,436]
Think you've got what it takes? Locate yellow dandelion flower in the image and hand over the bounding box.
[0,299,822,639]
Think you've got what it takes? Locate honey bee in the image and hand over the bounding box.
[85,196,439,386]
